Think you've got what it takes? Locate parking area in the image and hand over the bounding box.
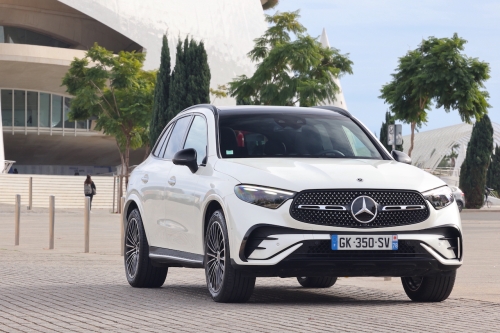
[0,207,499,332]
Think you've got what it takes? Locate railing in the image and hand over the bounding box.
[2,160,15,174]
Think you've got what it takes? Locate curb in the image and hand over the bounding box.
[461,209,500,213]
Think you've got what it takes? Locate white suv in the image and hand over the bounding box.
[124,105,462,303]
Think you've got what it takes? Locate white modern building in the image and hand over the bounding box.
[402,122,500,185]
[0,0,268,174]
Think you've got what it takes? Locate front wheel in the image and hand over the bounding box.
[125,208,167,288]
[297,276,337,288]
[401,271,456,302]
[205,209,256,303]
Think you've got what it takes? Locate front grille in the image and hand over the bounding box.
[289,190,430,228]
[294,240,428,258]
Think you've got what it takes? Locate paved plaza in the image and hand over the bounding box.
[1,205,499,332]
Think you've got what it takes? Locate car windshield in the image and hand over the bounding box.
[218,110,384,159]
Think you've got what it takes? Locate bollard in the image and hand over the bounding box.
[84,196,90,253]
[28,177,33,210]
[15,194,20,246]
[120,196,125,256]
[49,195,55,250]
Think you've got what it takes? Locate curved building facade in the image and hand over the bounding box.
[402,122,500,185]
[0,0,267,174]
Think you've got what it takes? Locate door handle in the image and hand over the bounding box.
[168,176,176,186]
[141,174,149,183]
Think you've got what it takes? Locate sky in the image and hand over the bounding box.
[269,0,500,137]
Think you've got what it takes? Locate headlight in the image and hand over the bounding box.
[422,186,454,210]
[234,185,295,209]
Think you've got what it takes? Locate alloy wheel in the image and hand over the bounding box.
[125,217,140,279]
[206,221,225,294]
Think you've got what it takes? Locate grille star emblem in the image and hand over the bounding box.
[351,196,378,223]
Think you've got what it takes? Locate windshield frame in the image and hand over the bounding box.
[216,108,391,160]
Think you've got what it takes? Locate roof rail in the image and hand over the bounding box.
[313,106,352,118]
[180,104,219,115]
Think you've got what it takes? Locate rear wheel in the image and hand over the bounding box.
[125,208,167,288]
[205,209,256,303]
[297,276,337,288]
[401,271,456,302]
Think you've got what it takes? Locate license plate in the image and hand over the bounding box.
[331,235,398,250]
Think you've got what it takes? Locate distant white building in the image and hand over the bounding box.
[318,28,348,110]
[0,0,267,174]
[402,122,500,185]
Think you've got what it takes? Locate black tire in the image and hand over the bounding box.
[297,276,337,288]
[401,271,456,302]
[457,201,463,212]
[205,209,256,303]
[125,208,167,288]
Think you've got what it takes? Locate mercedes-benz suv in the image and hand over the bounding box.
[123,105,462,303]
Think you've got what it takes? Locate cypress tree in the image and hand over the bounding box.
[149,35,171,147]
[379,111,403,152]
[459,115,494,208]
[487,145,500,191]
[169,36,211,117]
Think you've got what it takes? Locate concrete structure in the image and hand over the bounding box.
[402,122,500,185]
[0,0,268,174]
[318,28,348,110]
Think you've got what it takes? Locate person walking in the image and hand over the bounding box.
[84,175,96,210]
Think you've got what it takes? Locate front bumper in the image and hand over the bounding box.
[231,225,462,278]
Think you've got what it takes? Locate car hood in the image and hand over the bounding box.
[214,158,445,193]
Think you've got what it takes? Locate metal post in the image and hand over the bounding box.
[117,177,122,214]
[84,196,90,253]
[49,195,55,250]
[28,177,33,210]
[112,174,116,213]
[121,196,125,256]
[15,195,20,246]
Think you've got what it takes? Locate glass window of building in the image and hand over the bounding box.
[64,97,75,129]
[52,95,63,128]
[27,91,38,127]
[14,90,25,127]
[39,93,51,128]
[0,26,72,48]
[1,89,12,126]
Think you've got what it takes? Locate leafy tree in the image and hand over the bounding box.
[380,34,490,157]
[379,111,403,152]
[228,10,353,107]
[210,85,228,104]
[169,37,210,118]
[149,34,171,149]
[487,145,500,191]
[459,115,493,208]
[62,44,156,189]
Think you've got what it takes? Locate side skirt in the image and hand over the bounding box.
[149,247,204,268]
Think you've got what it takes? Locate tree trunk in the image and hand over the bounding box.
[116,139,125,213]
[125,136,131,187]
[143,144,150,161]
[408,122,416,158]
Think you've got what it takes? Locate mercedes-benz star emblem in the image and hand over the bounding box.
[351,196,378,223]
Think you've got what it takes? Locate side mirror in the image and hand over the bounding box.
[173,148,198,173]
[391,150,411,164]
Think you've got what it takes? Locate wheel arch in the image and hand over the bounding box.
[202,196,227,247]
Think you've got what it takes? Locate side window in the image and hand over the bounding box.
[163,116,192,159]
[184,115,208,164]
[152,124,173,157]
[342,126,373,157]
